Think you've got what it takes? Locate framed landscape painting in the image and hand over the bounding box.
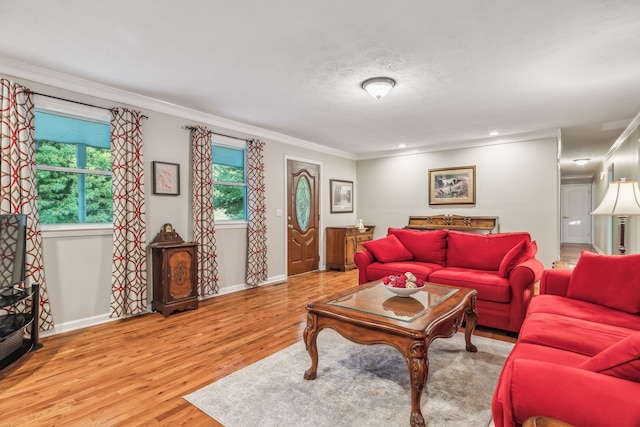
[330,179,353,213]
[429,166,476,205]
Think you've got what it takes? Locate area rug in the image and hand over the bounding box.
[184,330,513,427]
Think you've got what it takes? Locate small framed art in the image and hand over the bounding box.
[330,179,353,213]
[428,166,476,205]
[152,161,180,196]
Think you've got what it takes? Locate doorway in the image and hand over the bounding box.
[560,184,591,244]
[286,159,320,276]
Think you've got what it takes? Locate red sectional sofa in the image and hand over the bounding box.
[492,251,640,427]
[353,228,544,333]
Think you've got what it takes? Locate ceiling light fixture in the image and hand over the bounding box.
[397,143,407,148]
[489,131,500,136]
[362,77,395,100]
[573,158,590,166]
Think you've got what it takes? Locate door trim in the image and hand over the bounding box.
[284,155,323,276]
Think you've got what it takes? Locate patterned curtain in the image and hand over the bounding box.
[246,139,267,286]
[110,108,147,317]
[191,126,219,296]
[0,79,54,331]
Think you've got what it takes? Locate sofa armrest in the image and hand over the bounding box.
[498,359,640,427]
[354,249,375,285]
[508,258,544,291]
[539,268,572,296]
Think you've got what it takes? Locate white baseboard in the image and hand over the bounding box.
[42,274,290,337]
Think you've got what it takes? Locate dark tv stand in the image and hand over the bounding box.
[0,283,41,376]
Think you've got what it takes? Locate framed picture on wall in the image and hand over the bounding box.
[152,161,180,195]
[330,179,353,213]
[428,166,476,205]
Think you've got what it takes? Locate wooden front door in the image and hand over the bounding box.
[287,159,320,276]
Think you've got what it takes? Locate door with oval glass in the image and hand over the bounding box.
[287,159,320,276]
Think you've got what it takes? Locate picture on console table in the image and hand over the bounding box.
[330,179,353,213]
[429,166,476,205]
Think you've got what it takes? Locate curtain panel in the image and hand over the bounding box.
[110,108,147,317]
[0,79,54,330]
[246,139,267,286]
[191,126,219,296]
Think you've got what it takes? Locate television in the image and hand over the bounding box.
[0,214,27,291]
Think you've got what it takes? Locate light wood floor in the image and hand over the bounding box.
[0,269,515,426]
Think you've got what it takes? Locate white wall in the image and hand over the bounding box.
[357,138,560,267]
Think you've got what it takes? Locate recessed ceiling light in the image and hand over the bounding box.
[489,131,500,136]
[397,143,407,148]
[573,158,590,166]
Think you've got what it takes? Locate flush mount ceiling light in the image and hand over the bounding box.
[573,158,590,166]
[362,77,395,99]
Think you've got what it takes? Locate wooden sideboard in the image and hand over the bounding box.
[406,215,498,233]
[326,226,375,271]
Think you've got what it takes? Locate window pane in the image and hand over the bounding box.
[213,164,243,183]
[36,140,76,168]
[85,174,113,223]
[86,146,111,171]
[213,184,245,220]
[36,170,79,224]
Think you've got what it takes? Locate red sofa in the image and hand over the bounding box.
[353,228,544,333]
[492,251,640,427]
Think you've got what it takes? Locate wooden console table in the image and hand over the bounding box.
[406,214,498,233]
[326,225,375,271]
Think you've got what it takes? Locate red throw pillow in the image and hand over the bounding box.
[579,332,640,382]
[387,228,447,266]
[361,234,413,263]
[567,251,640,314]
[498,240,538,278]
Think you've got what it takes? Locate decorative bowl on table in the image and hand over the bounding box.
[382,272,425,297]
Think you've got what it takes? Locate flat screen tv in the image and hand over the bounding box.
[0,214,27,290]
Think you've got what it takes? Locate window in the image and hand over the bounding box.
[34,103,112,225]
[212,143,246,221]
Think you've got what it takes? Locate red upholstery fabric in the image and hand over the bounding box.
[446,231,530,270]
[361,234,413,263]
[528,294,640,332]
[518,312,637,356]
[365,261,444,282]
[539,268,572,296]
[579,332,640,382]
[567,251,640,314]
[498,240,537,278]
[387,228,447,265]
[428,267,510,303]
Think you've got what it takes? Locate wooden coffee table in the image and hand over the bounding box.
[303,281,478,427]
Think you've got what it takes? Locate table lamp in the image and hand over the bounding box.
[591,178,640,254]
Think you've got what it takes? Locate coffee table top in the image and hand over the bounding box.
[328,283,458,322]
[307,281,477,335]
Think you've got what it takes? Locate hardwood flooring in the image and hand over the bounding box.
[0,269,515,426]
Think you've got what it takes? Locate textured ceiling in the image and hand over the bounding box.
[1,0,640,178]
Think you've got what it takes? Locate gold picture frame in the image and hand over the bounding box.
[428,166,476,205]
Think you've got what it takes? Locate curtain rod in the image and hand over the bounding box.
[28,91,149,119]
[184,125,249,142]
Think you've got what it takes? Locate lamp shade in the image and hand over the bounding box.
[591,180,640,216]
[362,77,395,99]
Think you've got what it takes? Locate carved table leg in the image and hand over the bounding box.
[303,312,319,380]
[464,295,478,353]
[407,340,428,427]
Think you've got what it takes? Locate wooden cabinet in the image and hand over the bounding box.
[150,226,198,317]
[326,226,375,271]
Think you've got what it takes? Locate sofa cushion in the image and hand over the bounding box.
[387,228,447,266]
[498,240,537,278]
[361,234,413,263]
[567,251,640,314]
[428,267,510,303]
[446,231,531,271]
[366,261,444,282]
[527,295,640,332]
[518,311,638,356]
[579,332,640,382]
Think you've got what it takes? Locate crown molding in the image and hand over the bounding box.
[0,56,356,160]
